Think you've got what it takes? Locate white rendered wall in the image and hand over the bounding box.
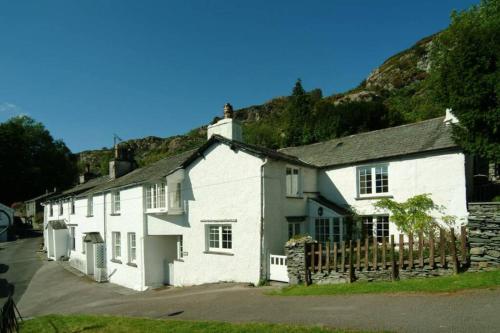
[318,151,469,236]
[206,118,243,141]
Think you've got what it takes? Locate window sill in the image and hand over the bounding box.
[286,196,303,200]
[110,213,121,216]
[86,215,93,218]
[126,262,137,267]
[203,251,234,256]
[110,258,122,264]
[355,194,393,201]
[145,209,167,214]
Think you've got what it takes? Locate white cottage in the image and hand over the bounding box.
[43,105,472,290]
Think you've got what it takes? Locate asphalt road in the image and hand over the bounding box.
[3,237,500,333]
[0,235,43,303]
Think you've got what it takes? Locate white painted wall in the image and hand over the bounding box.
[318,151,469,236]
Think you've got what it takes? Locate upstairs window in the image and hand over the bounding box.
[111,191,121,214]
[286,166,300,197]
[357,165,389,196]
[145,183,166,210]
[168,183,182,210]
[87,196,93,217]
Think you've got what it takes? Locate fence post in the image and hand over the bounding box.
[356,239,361,271]
[348,240,354,283]
[440,228,446,268]
[429,233,435,269]
[325,242,330,273]
[364,238,369,271]
[450,227,459,274]
[399,234,404,270]
[460,225,467,265]
[382,237,387,269]
[372,237,378,270]
[408,233,414,270]
[318,243,323,273]
[304,243,310,286]
[390,235,398,281]
[310,243,315,274]
[418,231,424,268]
[341,241,346,273]
[333,242,338,272]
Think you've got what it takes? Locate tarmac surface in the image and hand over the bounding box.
[2,237,500,333]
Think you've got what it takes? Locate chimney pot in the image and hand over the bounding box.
[224,103,234,119]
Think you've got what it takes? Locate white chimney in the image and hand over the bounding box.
[444,108,459,124]
[207,103,243,141]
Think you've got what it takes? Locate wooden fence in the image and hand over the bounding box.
[305,227,467,284]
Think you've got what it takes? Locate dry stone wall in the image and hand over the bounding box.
[468,203,500,269]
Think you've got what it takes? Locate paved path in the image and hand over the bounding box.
[3,237,500,332]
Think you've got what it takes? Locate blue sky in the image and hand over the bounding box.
[0,0,478,152]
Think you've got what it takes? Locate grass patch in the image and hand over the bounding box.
[21,314,374,333]
[272,270,500,296]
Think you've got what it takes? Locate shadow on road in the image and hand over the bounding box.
[0,278,14,298]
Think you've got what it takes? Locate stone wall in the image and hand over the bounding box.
[468,203,500,269]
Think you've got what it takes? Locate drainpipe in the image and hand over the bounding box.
[259,158,269,282]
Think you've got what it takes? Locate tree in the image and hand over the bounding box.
[373,194,453,236]
[429,0,500,161]
[0,116,78,205]
[283,79,313,146]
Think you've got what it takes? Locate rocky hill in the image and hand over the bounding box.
[77,33,439,175]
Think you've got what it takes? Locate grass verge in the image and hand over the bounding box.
[271,270,500,296]
[20,314,375,333]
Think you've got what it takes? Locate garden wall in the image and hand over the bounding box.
[468,202,500,269]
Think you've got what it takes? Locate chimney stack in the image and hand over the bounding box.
[109,144,135,179]
[207,102,243,142]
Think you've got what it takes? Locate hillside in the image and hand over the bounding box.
[78,33,442,175]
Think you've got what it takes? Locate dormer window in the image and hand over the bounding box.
[145,183,166,212]
[357,164,389,197]
[286,166,301,197]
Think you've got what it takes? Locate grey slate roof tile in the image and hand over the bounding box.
[279,117,458,168]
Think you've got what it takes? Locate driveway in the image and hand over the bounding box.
[3,237,499,333]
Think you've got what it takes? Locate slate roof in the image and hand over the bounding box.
[310,196,352,216]
[78,149,196,197]
[25,191,58,203]
[47,176,110,202]
[279,117,459,168]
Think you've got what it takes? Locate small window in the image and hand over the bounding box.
[358,165,389,196]
[87,196,93,217]
[362,215,389,243]
[177,235,184,259]
[145,183,166,210]
[207,225,232,252]
[128,232,136,263]
[71,198,75,215]
[111,191,121,214]
[288,222,301,238]
[69,227,75,251]
[315,218,330,245]
[376,216,389,243]
[112,232,121,260]
[286,167,300,197]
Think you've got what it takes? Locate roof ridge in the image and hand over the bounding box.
[280,116,446,151]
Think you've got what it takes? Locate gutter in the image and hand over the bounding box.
[259,158,269,282]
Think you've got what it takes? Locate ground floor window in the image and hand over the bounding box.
[288,222,301,238]
[315,218,330,244]
[207,225,232,251]
[128,232,136,263]
[362,215,389,243]
[314,217,345,245]
[112,232,121,260]
[177,235,183,259]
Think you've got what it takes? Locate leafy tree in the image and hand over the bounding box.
[0,116,78,205]
[373,194,454,236]
[283,79,313,146]
[429,0,500,161]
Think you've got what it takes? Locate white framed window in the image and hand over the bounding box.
[207,225,232,252]
[357,164,389,196]
[69,227,75,251]
[112,232,121,260]
[87,196,93,217]
[111,191,121,214]
[71,198,75,215]
[314,217,345,245]
[128,232,136,263]
[285,166,300,197]
[362,215,389,243]
[145,183,166,211]
[288,222,301,238]
[168,182,182,210]
[82,236,86,254]
[315,218,330,244]
[177,235,184,260]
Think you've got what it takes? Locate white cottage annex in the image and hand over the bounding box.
[43,105,472,290]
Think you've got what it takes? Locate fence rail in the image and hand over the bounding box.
[304,227,467,284]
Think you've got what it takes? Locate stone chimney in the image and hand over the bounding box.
[79,164,96,184]
[109,144,135,179]
[207,103,243,141]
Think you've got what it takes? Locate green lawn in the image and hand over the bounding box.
[20,315,374,333]
[272,270,500,296]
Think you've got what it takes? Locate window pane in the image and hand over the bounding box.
[222,226,232,249]
[209,226,219,248]
[359,167,372,194]
[362,216,374,240]
[315,218,330,245]
[376,216,389,243]
[332,218,341,243]
[375,166,389,193]
[158,183,166,208]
